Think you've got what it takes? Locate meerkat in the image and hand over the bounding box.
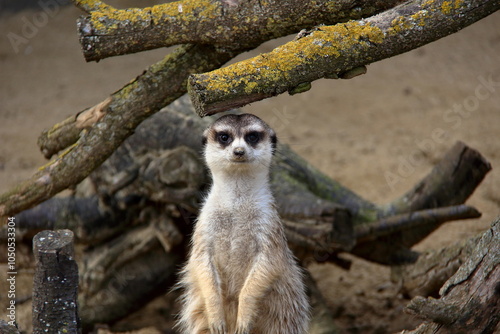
[176,113,309,334]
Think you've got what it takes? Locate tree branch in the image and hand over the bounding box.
[188,0,500,116]
[354,205,481,243]
[38,97,112,159]
[387,141,492,215]
[76,0,403,62]
[0,44,237,218]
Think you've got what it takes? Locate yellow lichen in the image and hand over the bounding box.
[440,0,463,15]
[203,20,384,95]
[411,10,428,27]
[441,1,453,14]
[388,16,411,35]
[90,0,220,33]
[422,0,436,8]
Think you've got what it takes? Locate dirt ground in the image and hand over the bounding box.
[0,2,499,333]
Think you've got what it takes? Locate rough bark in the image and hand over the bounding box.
[14,196,132,245]
[0,321,21,334]
[188,0,500,115]
[32,230,80,334]
[391,233,482,298]
[0,44,237,218]
[38,97,112,159]
[401,217,500,334]
[354,205,481,243]
[78,215,182,330]
[76,0,403,62]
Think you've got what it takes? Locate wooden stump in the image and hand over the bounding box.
[32,230,80,334]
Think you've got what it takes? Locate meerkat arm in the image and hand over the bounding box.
[235,253,281,333]
[190,251,227,333]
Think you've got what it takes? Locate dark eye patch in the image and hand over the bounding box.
[216,131,232,146]
[245,131,262,146]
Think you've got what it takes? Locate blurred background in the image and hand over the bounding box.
[1,1,499,332]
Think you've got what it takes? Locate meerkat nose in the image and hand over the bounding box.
[233,147,245,156]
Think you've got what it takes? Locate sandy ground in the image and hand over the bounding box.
[0,1,499,333]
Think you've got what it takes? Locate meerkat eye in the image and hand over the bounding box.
[245,131,261,145]
[217,132,232,145]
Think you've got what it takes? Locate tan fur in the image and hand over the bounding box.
[176,114,309,334]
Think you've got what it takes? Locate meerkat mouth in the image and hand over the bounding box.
[231,158,249,163]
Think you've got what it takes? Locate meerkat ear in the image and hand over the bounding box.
[202,128,210,147]
[271,133,278,155]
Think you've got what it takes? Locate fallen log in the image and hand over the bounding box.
[401,217,500,334]
[392,233,482,298]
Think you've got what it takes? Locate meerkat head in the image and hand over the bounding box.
[202,114,277,175]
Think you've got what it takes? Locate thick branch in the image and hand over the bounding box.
[0,44,237,218]
[354,141,492,262]
[354,205,481,243]
[77,0,402,62]
[188,0,500,116]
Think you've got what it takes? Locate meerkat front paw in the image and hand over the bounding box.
[209,322,227,334]
[234,327,250,334]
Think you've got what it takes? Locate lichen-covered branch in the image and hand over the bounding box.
[0,44,237,218]
[188,0,500,116]
[76,0,403,62]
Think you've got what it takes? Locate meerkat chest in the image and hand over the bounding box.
[199,199,276,274]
